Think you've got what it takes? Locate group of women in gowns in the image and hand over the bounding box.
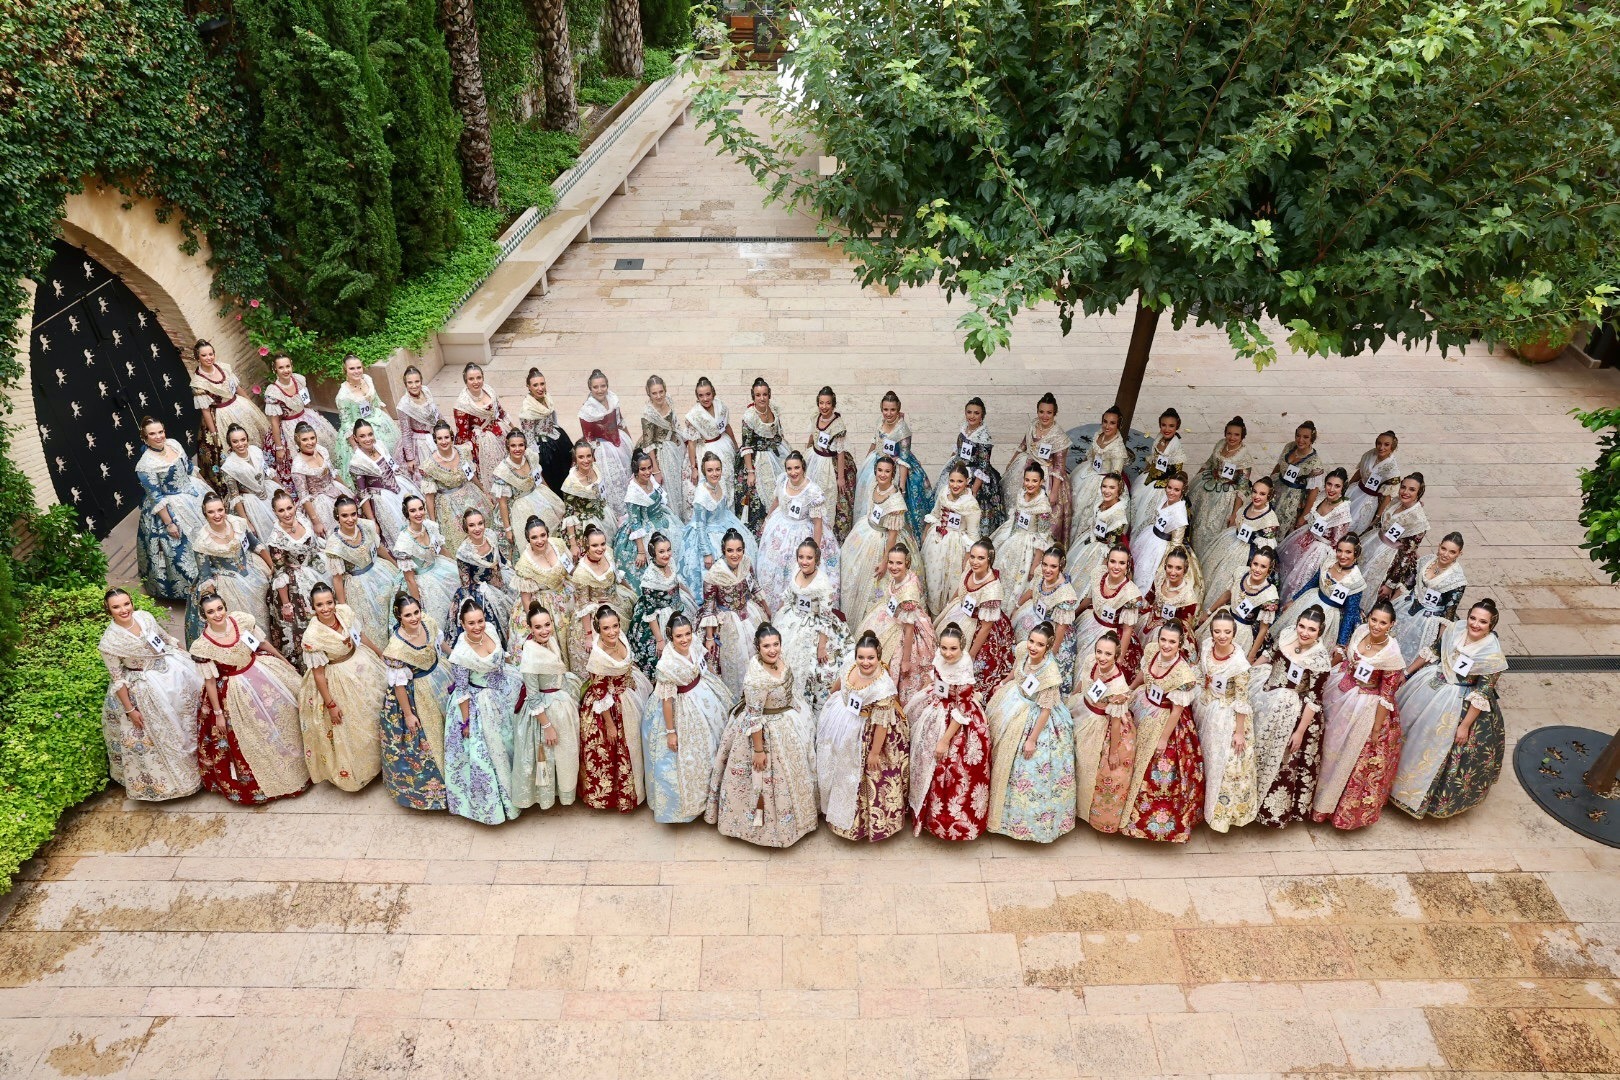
[110,351,1511,844]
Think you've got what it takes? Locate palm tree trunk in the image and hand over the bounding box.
[606,0,644,79]
[438,0,500,206]
[530,0,578,133]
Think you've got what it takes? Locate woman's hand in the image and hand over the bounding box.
[1023,733,1039,760]
[703,554,714,570]
[816,639,828,666]
[935,736,951,760]
[666,731,679,752]
[166,522,181,541]
[865,747,883,773]
[543,723,559,747]
[1454,720,1473,746]
[403,710,419,732]
[280,601,295,620]
[752,749,768,771]
[605,718,619,744]
[127,707,145,731]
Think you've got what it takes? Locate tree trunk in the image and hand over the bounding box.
[1588,727,1620,797]
[1112,294,1161,432]
[530,0,577,133]
[438,0,500,207]
[606,0,645,79]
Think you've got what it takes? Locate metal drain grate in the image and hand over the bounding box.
[1503,655,1620,673]
[591,235,828,244]
[612,258,645,270]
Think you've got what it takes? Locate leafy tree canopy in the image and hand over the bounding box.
[696,0,1620,386]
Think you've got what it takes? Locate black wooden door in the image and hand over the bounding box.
[29,240,201,539]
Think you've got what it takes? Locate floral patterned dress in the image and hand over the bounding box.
[699,562,772,699]
[707,659,819,847]
[454,388,511,495]
[296,607,386,792]
[1193,646,1255,832]
[1360,501,1429,599]
[1069,431,1130,543]
[392,521,460,632]
[334,375,402,484]
[986,646,1077,842]
[854,417,934,539]
[1129,433,1186,539]
[516,634,583,810]
[511,539,576,666]
[637,402,689,522]
[379,619,451,811]
[349,446,419,542]
[395,390,443,483]
[290,445,353,535]
[185,516,271,644]
[613,479,682,595]
[859,571,937,704]
[1313,626,1406,829]
[491,453,565,555]
[933,570,1016,689]
[1276,562,1365,650]
[265,518,324,670]
[816,664,907,842]
[1187,442,1257,560]
[1391,555,1467,663]
[560,468,618,550]
[922,488,982,615]
[776,569,850,711]
[738,405,789,535]
[1124,572,1201,677]
[1067,497,1131,587]
[1200,504,1279,612]
[840,482,921,627]
[629,562,697,678]
[806,411,859,541]
[190,615,310,805]
[646,641,732,823]
[135,439,210,602]
[263,374,336,487]
[578,393,634,520]
[1346,448,1403,535]
[579,641,650,812]
[935,422,1005,535]
[1250,632,1333,827]
[991,488,1056,604]
[420,445,491,553]
[1267,443,1328,532]
[218,445,281,540]
[98,613,204,801]
[907,653,991,841]
[191,363,271,489]
[1010,575,1081,693]
[566,555,636,675]
[452,539,519,645]
[1070,656,1134,829]
[326,520,406,648]
[518,393,575,495]
[682,399,738,497]
[1392,625,1507,819]
[1130,496,1193,594]
[757,477,838,612]
[1278,496,1353,602]
[1209,571,1280,659]
[444,632,520,824]
[1120,643,1201,842]
[675,479,756,600]
[1003,420,1073,546]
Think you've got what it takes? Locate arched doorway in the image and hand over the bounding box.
[28,239,200,539]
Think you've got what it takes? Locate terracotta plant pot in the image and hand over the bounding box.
[1512,329,1573,363]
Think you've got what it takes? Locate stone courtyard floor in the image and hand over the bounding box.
[6,101,1620,1077]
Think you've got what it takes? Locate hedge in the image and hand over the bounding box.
[0,586,135,890]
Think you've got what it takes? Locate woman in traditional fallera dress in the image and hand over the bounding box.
[682,376,739,499]
[512,518,576,663]
[1275,535,1366,650]
[630,533,697,678]
[491,430,565,556]
[986,627,1078,843]
[444,601,520,824]
[333,355,402,485]
[854,391,933,539]
[135,418,210,602]
[935,396,1005,536]
[707,624,819,847]
[579,607,651,813]
[1361,473,1429,602]
[98,589,204,801]
[992,462,1057,604]
[614,450,683,595]
[1278,468,1352,601]
[451,508,520,645]
[776,539,849,711]
[1129,408,1186,540]
[325,496,407,648]
[1067,472,1130,586]
[637,375,689,522]
[859,546,938,704]
[1391,532,1469,663]
[647,613,733,823]
[289,422,354,537]
[700,529,773,699]
[1120,621,1202,842]
[1070,632,1134,831]
[923,464,982,615]
[297,584,387,792]
[1130,472,1194,593]
[1001,393,1074,546]
[1192,611,1256,832]
[1072,545,1142,669]
[559,439,618,557]
[515,605,583,811]
[518,368,576,496]
[817,631,908,842]
[757,452,838,611]
[218,424,281,540]
[737,378,790,535]
[420,420,490,553]
[190,595,311,805]
[348,420,419,541]
[395,365,443,483]
[567,524,637,675]
[265,492,324,669]
[841,456,923,626]
[1126,546,1202,675]
[1069,405,1130,544]
[185,493,273,644]
[1268,420,1328,532]
[1011,547,1081,693]
[190,340,271,489]
[263,353,337,486]
[1199,476,1280,611]
[1251,607,1333,827]
[805,385,859,543]
[379,595,450,811]
[1198,548,1280,663]
[578,368,636,520]
[934,539,1017,690]
[393,496,460,632]
[677,452,757,601]
[1393,599,1508,819]
[908,624,991,841]
[1346,430,1403,536]
[454,362,513,495]
[1188,416,1258,561]
[1313,601,1406,830]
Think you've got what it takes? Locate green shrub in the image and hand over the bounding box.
[0,585,138,890]
[475,0,542,122]
[579,73,638,105]
[1577,407,1620,583]
[640,0,691,49]
[493,123,581,210]
[17,506,109,591]
[643,47,675,81]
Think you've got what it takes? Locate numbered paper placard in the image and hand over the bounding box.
[1154,454,1171,473]
[960,596,979,618]
[460,460,476,480]
[1154,512,1172,534]
[942,510,962,530]
[1234,596,1255,620]
[241,630,262,653]
[1036,444,1053,461]
[1219,462,1237,481]
[1310,519,1329,538]
[1236,523,1254,543]
[1282,464,1301,485]
[787,501,805,520]
[868,507,884,527]
[1419,586,1443,610]
[816,431,834,452]
[1329,583,1351,605]
[1015,511,1032,530]
[146,631,167,653]
[1286,661,1305,685]
[1353,657,1376,684]
[885,596,899,617]
[881,438,899,456]
[934,679,949,699]
[847,692,864,713]
[1020,673,1041,696]
[1093,519,1108,540]
[1092,457,1106,474]
[1451,651,1475,679]
[1210,674,1229,694]
[1086,679,1108,703]
[1146,685,1167,707]
[1382,522,1406,544]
